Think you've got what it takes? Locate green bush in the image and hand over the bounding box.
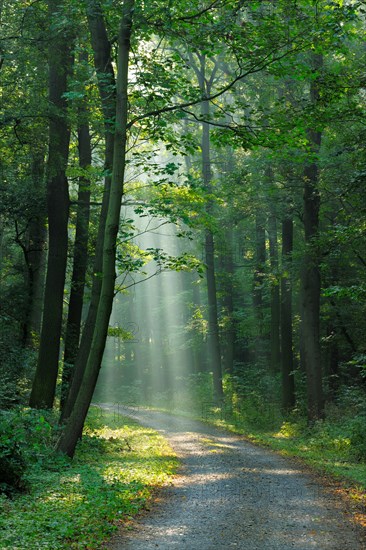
[349,414,366,461]
[0,324,36,409]
[0,410,27,494]
[0,408,59,495]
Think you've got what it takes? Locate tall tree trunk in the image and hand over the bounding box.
[57,0,134,457]
[281,216,295,411]
[301,52,324,422]
[61,0,116,421]
[268,204,280,374]
[253,209,266,362]
[185,153,206,374]
[205,230,223,399]
[22,153,47,347]
[190,273,206,373]
[29,1,72,409]
[200,84,223,400]
[221,226,235,375]
[61,66,92,409]
[219,145,235,375]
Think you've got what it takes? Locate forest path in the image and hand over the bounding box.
[102,405,363,550]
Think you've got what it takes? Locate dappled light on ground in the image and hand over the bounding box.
[105,406,363,550]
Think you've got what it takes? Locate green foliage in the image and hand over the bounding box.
[2,0,366,506]
[107,325,135,340]
[209,387,366,487]
[348,414,366,461]
[0,412,27,494]
[344,355,366,381]
[226,366,282,430]
[0,408,177,549]
[0,327,36,408]
[0,408,56,495]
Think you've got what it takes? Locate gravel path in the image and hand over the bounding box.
[103,406,363,550]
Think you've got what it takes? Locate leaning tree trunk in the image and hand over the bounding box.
[57,0,134,457]
[60,0,116,421]
[61,66,92,408]
[29,1,73,409]
[301,52,324,422]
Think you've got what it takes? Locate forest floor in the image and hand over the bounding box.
[102,406,365,550]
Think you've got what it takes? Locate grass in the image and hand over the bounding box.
[0,407,178,549]
[246,422,366,484]
[205,413,366,488]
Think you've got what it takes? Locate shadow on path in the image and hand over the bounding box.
[101,405,363,550]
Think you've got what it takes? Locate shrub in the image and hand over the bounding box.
[0,410,27,494]
[0,408,59,495]
[0,325,36,409]
[349,414,366,461]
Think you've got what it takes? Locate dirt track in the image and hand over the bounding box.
[102,406,364,550]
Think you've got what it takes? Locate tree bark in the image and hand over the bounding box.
[253,209,266,362]
[218,144,236,376]
[57,0,134,457]
[281,215,295,411]
[60,0,116,421]
[61,66,92,409]
[22,153,47,347]
[29,1,72,408]
[205,229,224,399]
[200,80,223,400]
[221,226,235,375]
[268,204,280,374]
[301,52,324,422]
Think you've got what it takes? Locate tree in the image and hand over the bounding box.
[199,59,224,401]
[29,0,74,409]
[61,51,92,408]
[267,169,281,374]
[281,212,295,411]
[300,52,324,422]
[60,0,116,420]
[1,0,363,441]
[57,0,135,456]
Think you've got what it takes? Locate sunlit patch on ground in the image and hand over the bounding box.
[0,408,178,550]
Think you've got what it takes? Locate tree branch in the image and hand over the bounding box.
[127,38,311,129]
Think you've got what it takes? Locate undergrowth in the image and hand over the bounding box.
[0,407,177,549]
[209,411,366,488]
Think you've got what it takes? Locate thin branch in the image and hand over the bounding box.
[120,220,171,244]
[353,250,366,269]
[114,267,163,294]
[127,38,311,129]
[181,108,258,135]
[178,0,226,22]
[208,58,221,89]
